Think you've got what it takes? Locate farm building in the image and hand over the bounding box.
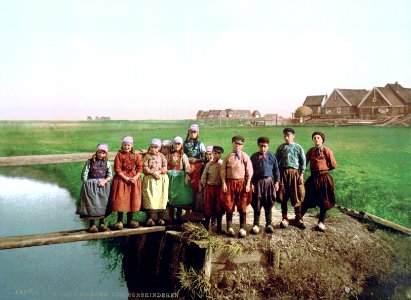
[321,89,369,118]
[197,109,261,120]
[385,82,411,114]
[358,85,407,119]
[303,95,327,116]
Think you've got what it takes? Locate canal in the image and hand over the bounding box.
[0,175,128,300]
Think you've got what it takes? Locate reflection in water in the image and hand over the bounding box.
[0,175,128,300]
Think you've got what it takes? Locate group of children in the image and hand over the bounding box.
[77,125,337,237]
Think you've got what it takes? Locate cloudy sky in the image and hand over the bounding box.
[0,0,410,120]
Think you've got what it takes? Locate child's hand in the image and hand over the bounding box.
[98,181,106,187]
[298,174,304,185]
[222,182,227,193]
[153,172,160,180]
[275,182,279,192]
[245,184,251,193]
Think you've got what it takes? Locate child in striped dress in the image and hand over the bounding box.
[77,144,112,233]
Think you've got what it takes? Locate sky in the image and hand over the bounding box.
[0,0,410,120]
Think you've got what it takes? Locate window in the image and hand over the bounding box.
[337,107,342,114]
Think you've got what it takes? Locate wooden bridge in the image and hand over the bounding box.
[0,226,166,250]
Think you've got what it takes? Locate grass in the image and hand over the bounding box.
[0,120,410,228]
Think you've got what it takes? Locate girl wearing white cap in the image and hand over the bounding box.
[109,136,143,230]
[142,138,169,226]
[77,144,112,233]
[183,124,206,199]
[167,136,193,221]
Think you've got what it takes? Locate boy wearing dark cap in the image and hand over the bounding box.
[200,146,225,233]
[275,128,306,229]
[220,136,253,237]
[250,137,280,234]
[302,132,337,231]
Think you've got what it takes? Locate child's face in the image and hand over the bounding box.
[122,142,132,152]
[258,143,269,153]
[160,146,170,155]
[173,142,182,151]
[188,130,198,140]
[312,135,323,147]
[149,144,160,154]
[96,150,107,159]
[232,141,244,152]
[283,133,295,144]
[212,151,222,161]
[205,151,213,161]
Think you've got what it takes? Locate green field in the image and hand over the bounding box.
[0,120,410,228]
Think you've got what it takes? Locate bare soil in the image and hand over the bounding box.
[207,206,411,299]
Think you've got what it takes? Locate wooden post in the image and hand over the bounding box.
[336,205,411,236]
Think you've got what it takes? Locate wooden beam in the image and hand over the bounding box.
[0,153,118,166]
[0,226,165,250]
[336,205,411,236]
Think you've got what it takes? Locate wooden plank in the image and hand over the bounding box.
[336,205,411,235]
[0,226,165,250]
[0,152,118,166]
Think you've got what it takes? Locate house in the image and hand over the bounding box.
[303,95,327,116]
[225,109,252,119]
[208,110,226,120]
[263,114,279,125]
[385,82,411,114]
[322,89,369,118]
[196,110,205,120]
[358,86,406,119]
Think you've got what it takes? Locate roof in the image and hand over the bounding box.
[303,95,324,106]
[359,87,406,107]
[386,83,411,104]
[336,89,369,106]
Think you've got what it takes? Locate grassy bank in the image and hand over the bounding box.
[0,120,410,228]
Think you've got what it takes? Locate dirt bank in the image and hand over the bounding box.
[206,206,411,299]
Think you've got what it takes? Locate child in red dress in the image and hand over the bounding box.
[109,136,143,230]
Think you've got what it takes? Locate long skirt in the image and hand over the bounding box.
[251,177,277,212]
[220,178,252,213]
[304,172,336,210]
[109,175,142,212]
[204,185,224,217]
[167,170,193,207]
[142,174,169,210]
[77,179,111,218]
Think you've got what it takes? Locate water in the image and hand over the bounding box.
[0,176,128,300]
